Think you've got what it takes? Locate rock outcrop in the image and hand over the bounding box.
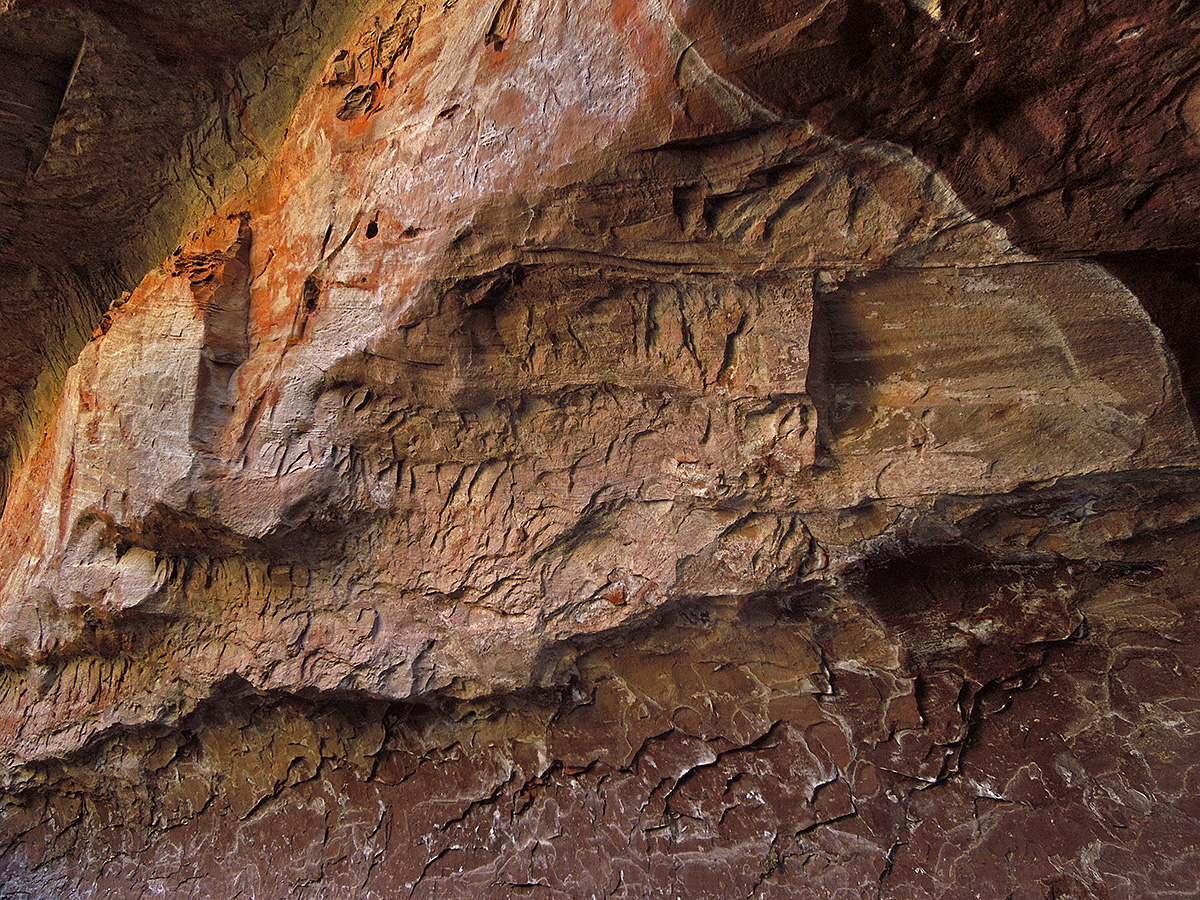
[1,1,1198,897]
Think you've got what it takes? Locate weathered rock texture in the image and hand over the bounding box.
[1,0,1199,897]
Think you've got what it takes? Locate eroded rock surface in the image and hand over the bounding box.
[1,1,1198,897]
[6,474,1200,899]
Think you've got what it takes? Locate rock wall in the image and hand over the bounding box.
[1,1,1199,897]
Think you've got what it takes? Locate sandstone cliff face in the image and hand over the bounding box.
[1,1,1199,897]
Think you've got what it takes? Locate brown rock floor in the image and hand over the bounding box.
[3,471,1198,899]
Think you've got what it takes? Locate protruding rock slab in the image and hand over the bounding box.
[814,260,1198,499]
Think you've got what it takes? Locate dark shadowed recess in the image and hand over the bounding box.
[682,0,1200,424]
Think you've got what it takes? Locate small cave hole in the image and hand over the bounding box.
[365,219,379,239]
[302,276,320,313]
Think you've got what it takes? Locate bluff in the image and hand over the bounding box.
[2,1,1199,897]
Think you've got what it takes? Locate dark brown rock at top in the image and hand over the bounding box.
[682,0,1200,424]
[1,1,1199,898]
[682,0,1200,257]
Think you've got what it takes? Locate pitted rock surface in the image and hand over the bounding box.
[1,1,1199,897]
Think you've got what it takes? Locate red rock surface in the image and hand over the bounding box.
[1,1,1198,897]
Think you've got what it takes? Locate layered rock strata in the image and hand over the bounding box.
[1,1,1199,897]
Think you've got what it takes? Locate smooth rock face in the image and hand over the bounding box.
[1,1,1199,898]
